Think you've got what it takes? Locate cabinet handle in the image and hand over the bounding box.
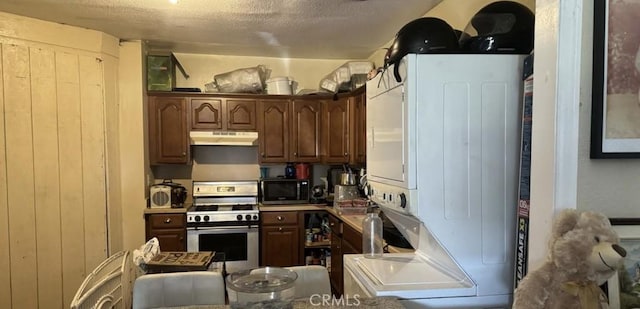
[261,152,265,157]
[182,152,186,156]
[344,152,348,156]
[277,216,284,221]
[293,152,298,157]
[164,218,172,224]
[278,227,283,231]
[330,222,335,227]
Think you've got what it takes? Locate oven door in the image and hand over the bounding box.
[187,225,258,273]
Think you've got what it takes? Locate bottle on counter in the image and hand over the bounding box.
[362,212,383,259]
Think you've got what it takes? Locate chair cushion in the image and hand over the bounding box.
[132,271,225,309]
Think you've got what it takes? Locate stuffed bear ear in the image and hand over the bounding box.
[552,209,579,238]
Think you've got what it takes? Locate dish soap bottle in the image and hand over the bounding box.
[362,212,383,258]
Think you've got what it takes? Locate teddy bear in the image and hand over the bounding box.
[512,209,627,309]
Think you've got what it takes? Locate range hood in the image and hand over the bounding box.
[189,131,258,146]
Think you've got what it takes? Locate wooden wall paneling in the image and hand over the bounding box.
[30,47,64,308]
[78,55,108,275]
[101,55,123,255]
[3,44,38,309]
[56,51,86,309]
[0,44,12,309]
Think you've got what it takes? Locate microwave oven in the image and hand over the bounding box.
[260,178,310,204]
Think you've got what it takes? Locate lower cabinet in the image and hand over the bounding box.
[145,213,187,251]
[261,211,301,267]
[328,213,362,297]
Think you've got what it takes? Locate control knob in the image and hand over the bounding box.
[245,214,252,221]
[236,214,243,221]
[399,193,407,208]
[203,215,210,222]
[194,216,201,222]
[252,215,259,220]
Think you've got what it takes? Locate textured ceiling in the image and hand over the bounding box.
[0,0,443,59]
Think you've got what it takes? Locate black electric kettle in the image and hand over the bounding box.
[161,179,187,207]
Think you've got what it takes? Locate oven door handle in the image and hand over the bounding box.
[187,225,259,231]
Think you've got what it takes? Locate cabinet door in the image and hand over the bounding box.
[147,229,186,251]
[323,97,351,163]
[149,96,190,164]
[226,99,257,131]
[261,225,300,267]
[258,99,290,163]
[191,98,223,130]
[291,99,322,163]
[353,90,367,164]
[330,232,343,297]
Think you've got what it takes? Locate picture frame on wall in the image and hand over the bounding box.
[590,0,640,158]
[607,218,640,308]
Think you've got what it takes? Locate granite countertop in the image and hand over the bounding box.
[159,296,405,309]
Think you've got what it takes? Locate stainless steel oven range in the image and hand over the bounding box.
[187,180,259,274]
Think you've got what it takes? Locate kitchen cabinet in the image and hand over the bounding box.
[302,211,331,267]
[323,97,351,164]
[352,87,367,164]
[190,97,257,131]
[260,211,301,267]
[327,213,362,297]
[148,96,191,164]
[257,98,322,163]
[145,213,187,251]
[323,86,366,164]
[257,99,290,163]
[291,99,323,163]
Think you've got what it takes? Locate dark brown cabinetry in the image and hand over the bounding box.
[352,88,367,164]
[145,213,187,251]
[257,99,290,163]
[190,98,257,131]
[328,213,362,297]
[260,211,301,267]
[149,88,365,165]
[291,99,323,163]
[328,214,344,296]
[148,96,190,164]
[323,97,351,164]
[257,98,323,163]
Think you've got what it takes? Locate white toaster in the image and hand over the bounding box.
[149,185,172,208]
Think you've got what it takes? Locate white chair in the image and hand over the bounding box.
[285,265,331,299]
[70,251,134,309]
[132,271,225,309]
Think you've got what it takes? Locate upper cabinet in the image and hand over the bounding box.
[322,87,366,164]
[257,98,322,163]
[291,99,323,163]
[323,97,351,164]
[149,88,365,165]
[191,98,257,131]
[352,88,367,165]
[258,99,290,163]
[148,96,191,164]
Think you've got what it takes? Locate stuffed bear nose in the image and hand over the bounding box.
[613,244,627,257]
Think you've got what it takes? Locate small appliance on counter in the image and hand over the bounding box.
[310,185,326,204]
[149,179,187,208]
[260,178,310,204]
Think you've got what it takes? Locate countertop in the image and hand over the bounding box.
[144,203,414,254]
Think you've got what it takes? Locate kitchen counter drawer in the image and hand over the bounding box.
[148,213,186,229]
[261,211,298,225]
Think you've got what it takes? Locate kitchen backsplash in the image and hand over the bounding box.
[151,146,334,203]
